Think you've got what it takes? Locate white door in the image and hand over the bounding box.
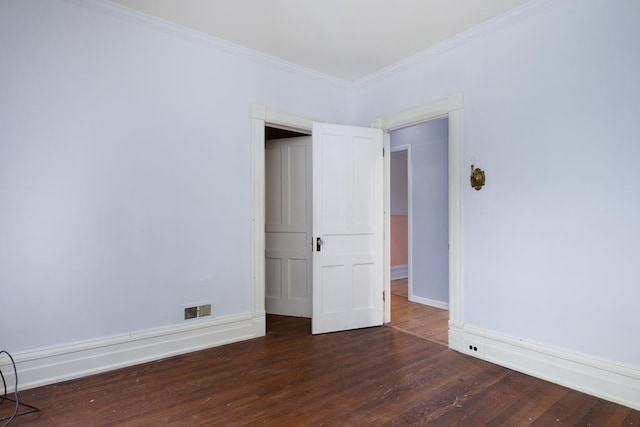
[265,136,312,317]
[312,123,384,334]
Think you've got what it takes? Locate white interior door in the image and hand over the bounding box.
[312,123,384,334]
[265,136,312,317]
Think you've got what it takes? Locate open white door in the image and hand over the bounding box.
[312,122,384,334]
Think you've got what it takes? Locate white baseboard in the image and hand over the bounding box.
[448,324,640,411]
[1,312,266,393]
[390,264,408,280]
[409,295,449,310]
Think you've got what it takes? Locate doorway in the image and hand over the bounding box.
[264,127,312,318]
[390,148,410,284]
[260,120,385,335]
[376,94,464,351]
[388,119,449,345]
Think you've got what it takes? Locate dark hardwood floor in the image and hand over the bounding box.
[3,315,639,426]
[389,278,449,345]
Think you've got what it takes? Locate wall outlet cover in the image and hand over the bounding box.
[184,306,198,320]
[198,304,211,317]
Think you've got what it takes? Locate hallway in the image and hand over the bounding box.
[389,278,449,345]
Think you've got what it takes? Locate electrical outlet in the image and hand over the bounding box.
[463,339,484,357]
[184,306,198,320]
[198,304,211,317]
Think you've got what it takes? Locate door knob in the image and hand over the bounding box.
[316,237,323,251]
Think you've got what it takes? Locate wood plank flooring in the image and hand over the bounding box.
[3,315,638,426]
[389,278,449,345]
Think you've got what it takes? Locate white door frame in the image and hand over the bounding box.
[373,94,464,347]
[390,145,413,297]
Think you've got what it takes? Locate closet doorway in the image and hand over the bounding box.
[264,127,312,318]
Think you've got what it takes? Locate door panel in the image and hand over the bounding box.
[312,123,384,334]
[265,136,312,318]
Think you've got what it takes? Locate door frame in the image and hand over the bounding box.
[373,94,464,347]
[389,145,413,298]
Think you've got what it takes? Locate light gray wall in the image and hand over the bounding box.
[390,151,408,215]
[355,0,640,366]
[391,120,449,304]
[0,0,351,352]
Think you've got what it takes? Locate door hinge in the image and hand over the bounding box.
[383,290,386,302]
[382,147,385,157]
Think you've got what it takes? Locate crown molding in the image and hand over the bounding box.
[352,0,564,89]
[64,0,353,90]
[65,0,565,92]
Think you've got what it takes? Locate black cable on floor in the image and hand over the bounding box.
[0,350,19,427]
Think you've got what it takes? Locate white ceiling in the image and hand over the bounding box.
[111,0,532,82]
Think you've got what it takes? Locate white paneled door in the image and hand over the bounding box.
[312,123,384,334]
[265,137,312,317]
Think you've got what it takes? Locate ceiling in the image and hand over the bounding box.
[111,0,532,82]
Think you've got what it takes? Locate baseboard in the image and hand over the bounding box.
[448,324,640,411]
[7,313,638,412]
[1,312,266,393]
[409,295,449,310]
[390,265,408,280]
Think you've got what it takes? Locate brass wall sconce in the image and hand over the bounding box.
[470,165,486,190]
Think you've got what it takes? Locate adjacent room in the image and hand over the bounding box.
[388,119,450,345]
